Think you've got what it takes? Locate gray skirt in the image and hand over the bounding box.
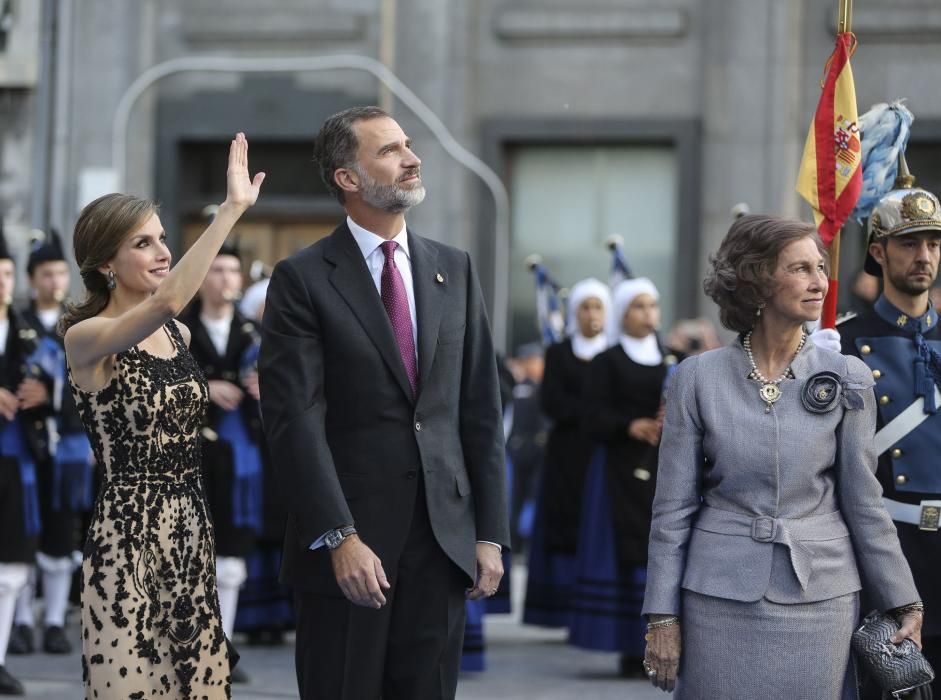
[677,590,859,700]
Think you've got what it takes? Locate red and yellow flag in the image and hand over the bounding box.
[796,32,861,327]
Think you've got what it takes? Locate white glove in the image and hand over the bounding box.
[809,327,841,353]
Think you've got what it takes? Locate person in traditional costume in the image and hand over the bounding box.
[570,277,676,677]
[0,220,44,695]
[10,230,92,657]
[231,270,295,647]
[523,278,611,629]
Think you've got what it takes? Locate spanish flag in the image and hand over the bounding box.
[796,32,861,326]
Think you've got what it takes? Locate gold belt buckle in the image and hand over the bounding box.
[919,501,941,532]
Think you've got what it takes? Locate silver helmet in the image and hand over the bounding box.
[864,154,941,276]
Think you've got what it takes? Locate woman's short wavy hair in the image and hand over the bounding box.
[704,215,826,334]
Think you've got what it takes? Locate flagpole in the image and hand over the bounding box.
[821,0,853,328]
[838,0,853,34]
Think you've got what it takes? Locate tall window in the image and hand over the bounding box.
[508,145,678,351]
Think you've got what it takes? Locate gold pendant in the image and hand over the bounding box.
[759,383,781,412]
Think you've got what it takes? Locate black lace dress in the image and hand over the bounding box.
[70,322,230,699]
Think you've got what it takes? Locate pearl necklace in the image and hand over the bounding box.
[743,330,806,412]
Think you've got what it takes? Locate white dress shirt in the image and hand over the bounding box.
[200,311,233,357]
[37,308,60,333]
[346,216,418,353]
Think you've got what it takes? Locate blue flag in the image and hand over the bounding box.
[607,238,634,288]
[530,261,564,347]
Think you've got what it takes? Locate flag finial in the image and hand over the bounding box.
[895,152,916,189]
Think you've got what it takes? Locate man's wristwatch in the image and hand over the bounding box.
[324,525,357,550]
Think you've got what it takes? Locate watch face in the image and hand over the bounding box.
[325,530,342,549]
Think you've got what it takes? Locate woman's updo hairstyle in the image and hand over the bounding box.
[58,193,158,335]
[703,214,824,334]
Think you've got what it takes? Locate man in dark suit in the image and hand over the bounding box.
[259,106,509,700]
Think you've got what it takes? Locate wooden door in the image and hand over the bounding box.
[181,219,337,275]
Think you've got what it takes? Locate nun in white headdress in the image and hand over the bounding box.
[569,277,679,676]
[523,278,612,629]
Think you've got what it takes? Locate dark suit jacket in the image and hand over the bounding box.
[259,221,509,594]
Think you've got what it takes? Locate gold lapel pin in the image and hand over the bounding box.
[436,273,444,283]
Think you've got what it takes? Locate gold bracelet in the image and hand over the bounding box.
[646,616,680,631]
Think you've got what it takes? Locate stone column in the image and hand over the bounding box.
[697,0,807,329]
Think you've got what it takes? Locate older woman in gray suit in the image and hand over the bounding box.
[642,215,924,699]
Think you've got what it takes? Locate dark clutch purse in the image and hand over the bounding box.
[852,611,934,697]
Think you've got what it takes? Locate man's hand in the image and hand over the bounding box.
[467,542,504,600]
[207,379,244,411]
[0,387,18,421]
[329,535,390,609]
[629,417,661,446]
[241,371,260,401]
[16,378,50,410]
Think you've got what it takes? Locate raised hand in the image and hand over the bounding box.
[225,132,265,211]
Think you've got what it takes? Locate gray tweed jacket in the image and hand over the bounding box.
[642,339,919,616]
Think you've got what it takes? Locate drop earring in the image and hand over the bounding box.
[756,304,764,318]
[107,270,116,291]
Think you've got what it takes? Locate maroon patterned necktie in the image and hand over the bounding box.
[380,241,418,395]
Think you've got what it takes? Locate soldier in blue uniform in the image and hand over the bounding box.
[838,158,941,695]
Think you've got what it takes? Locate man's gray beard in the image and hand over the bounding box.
[353,165,426,213]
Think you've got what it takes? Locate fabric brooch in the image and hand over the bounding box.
[801,371,866,413]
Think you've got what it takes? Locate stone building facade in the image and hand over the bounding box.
[2,0,941,349]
